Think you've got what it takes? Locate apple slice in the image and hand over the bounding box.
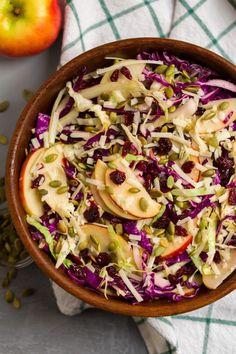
[93,160,138,220]
[37,144,72,218]
[19,148,45,217]
[80,223,134,263]
[104,161,161,218]
[198,98,236,134]
[160,234,193,260]
[203,249,236,289]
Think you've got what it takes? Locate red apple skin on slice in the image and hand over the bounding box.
[19,148,45,217]
[160,234,193,260]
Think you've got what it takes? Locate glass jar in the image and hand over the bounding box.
[0,208,33,269]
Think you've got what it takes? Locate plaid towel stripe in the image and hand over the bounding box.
[61,0,236,66]
[55,1,236,353]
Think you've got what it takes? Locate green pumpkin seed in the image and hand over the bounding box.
[0,100,9,113]
[112,143,120,154]
[12,297,21,309]
[139,136,147,146]
[184,86,200,93]
[49,180,62,188]
[7,268,17,281]
[202,169,215,177]
[160,238,169,247]
[78,162,86,170]
[202,111,216,121]
[108,241,117,251]
[22,288,36,297]
[68,227,75,237]
[153,246,166,257]
[78,240,88,251]
[23,89,34,102]
[207,136,218,148]
[165,65,175,77]
[57,222,67,233]
[5,289,14,303]
[5,242,11,253]
[110,112,117,123]
[195,231,202,243]
[105,186,114,194]
[169,152,179,161]
[182,70,190,80]
[128,187,140,193]
[0,134,8,145]
[161,125,168,133]
[149,189,162,198]
[38,189,48,196]
[139,197,148,212]
[164,87,174,99]
[167,176,174,189]
[218,101,230,111]
[69,179,79,187]
[115,223,123,235]
[143,225,152,235]
[155,65,168,74]
[167,221,175,236]
[57,186,68,194]
[55,238,62,254]
[159,157,168,165]
[45,153,58,163]
[167,234,174,242]
[154,229,165,237]
[168,106,176,113]
[175,201,189,209]
[2,277,9,288]
[184,123,193,133]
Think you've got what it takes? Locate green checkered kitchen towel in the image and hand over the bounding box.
[53,1,236,354]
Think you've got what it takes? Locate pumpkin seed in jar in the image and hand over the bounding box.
[0,134,8,145]
[12,297,21,309]
[5,289,14,303]
[22,288,36,297]
[0,100,9,113]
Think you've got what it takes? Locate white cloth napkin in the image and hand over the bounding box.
[54,1,236,353]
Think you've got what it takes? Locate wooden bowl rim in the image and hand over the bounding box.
[5,38,236,317]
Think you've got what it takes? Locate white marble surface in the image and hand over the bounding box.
[0,39,148,354]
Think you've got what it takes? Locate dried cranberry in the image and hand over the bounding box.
[181,161,195,174]
[143,174,152,190]
[153,215,170,229]
[147,162,159,177]
[96,252,111,267]
[175,225,188,236]
[124,113,133,126]
[215,156,234,186]
[156,138,172,155]
[107,265,118,276]
[159,179,170,193]
[110,69,119,82]
[80,248,90,263]
[31,174,45,188]
[84,204,99,222]
[110,170,126,185]
[136,160,148,172]
[228,188,236,205]
[120,66,132,80]
[213,251,221,264]
[122,141,137,156]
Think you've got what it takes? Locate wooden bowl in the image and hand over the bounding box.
[6,38,236,317]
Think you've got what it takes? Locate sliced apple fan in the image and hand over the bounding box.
[20,52,236,303]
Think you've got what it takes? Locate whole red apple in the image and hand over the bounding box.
[0,0,62,57]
